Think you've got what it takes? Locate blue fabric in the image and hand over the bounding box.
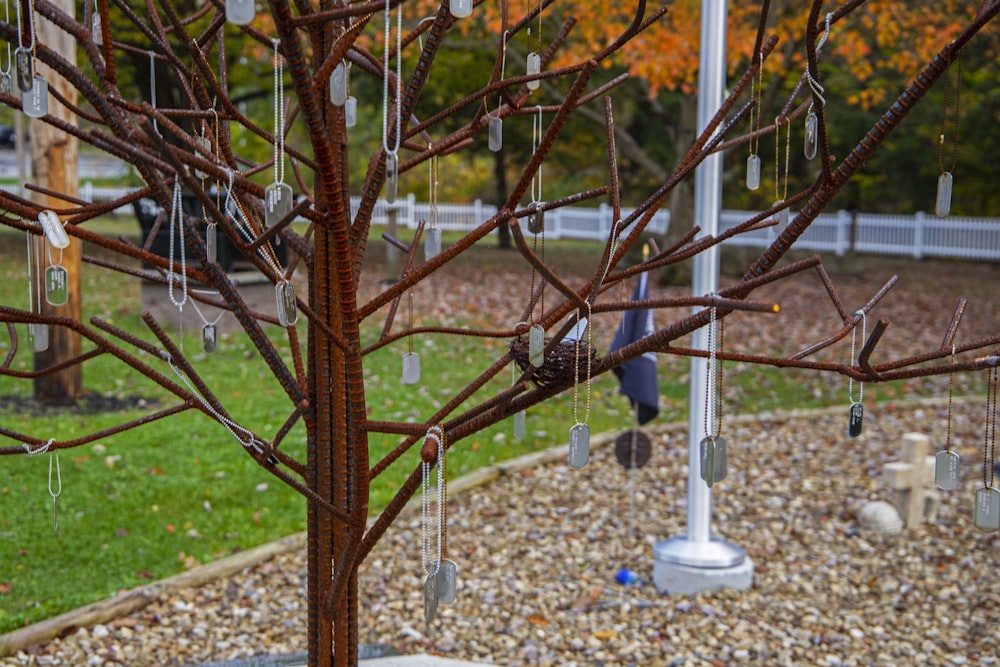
[608,272,659,425]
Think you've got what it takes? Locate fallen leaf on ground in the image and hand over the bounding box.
[571,584,604,610]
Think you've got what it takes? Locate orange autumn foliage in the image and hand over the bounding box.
[411,0,981,107]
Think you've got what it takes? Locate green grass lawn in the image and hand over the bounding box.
[0,220,971,634]
[0,223,655,632]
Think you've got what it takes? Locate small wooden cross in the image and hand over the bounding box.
[883,432,941,527]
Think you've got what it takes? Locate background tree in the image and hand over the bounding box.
[1,1,999,667]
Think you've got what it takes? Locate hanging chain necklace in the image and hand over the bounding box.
[421,426,457,622]
[24,227,48,351]
[189,289,226,354]
[525,0,541,92]
[1,0,12,93]
[848,310,866,438]
[746,52,763,190]
[424,147,441,259]
[225,169,298,327]
[487,30,507,152]
[804,13,831,161]
[935,346,961,490]
[700,302,727,487]
[527,107,545,368]
[167,178,188,347]
[401,287,420,384]
[22,439,60,532]
[974,364,1000,532]
[17,0,47,118]
[935,50,962,218]
[265,38,293,231]
[381,0,402,204]
[568,302,594,469]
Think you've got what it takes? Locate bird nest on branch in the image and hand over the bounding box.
[509,337,600,389]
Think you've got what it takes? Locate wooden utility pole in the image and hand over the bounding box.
[31,0,81,405]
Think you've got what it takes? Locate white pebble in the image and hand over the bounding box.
[92,625,110,639]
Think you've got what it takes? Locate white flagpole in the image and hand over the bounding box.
[652,0,754,594]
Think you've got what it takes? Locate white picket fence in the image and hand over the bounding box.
[16,184,1000,261]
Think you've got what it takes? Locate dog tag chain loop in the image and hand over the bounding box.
[487,32,507,153]
[528,106,545,234]
[746,52,763,190]
[16,0,47,118]
[804,14,831,161]
[935,347,960,490]
[975,366,1000,532]
[24,231,47,351]
[424,149,441,260]
[847,310,866,438]
[265,39,293,231]
[381,0,402,204]
[700,301,727,487]
[401,290,420,385]
[421,427,457,621]
[935,51,961,218]
[1,0,12,93]
[568,304,593,469]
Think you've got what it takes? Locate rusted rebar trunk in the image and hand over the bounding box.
[308,220,362,666]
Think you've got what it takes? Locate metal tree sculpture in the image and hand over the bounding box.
[1,0,999,666]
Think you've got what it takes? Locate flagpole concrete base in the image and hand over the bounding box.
[651,536,754,595]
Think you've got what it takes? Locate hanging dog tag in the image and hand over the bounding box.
[193,136,212,178]
[402,351,421,385]
[345,96,357,127]
[424,227,442,260]
[804,109,818,160]
[329,61,348,106]
[848,401,864,437]
[226,0,255,25]
[29,324,48,352]
[934,450,960,491]
[974,487,1000,532]
[513,410,526,439]
[22,75,48,119]
[423,572,439,623]
[202,323,218,353]
[385,153,398,204]
[528,209,544,235]
[488,116,502,152]
[0,72,11,95]
[528,324,544,368]
[773,201,789,227]
[746,154,761,190]
[700,437,716,487]
[14,48,32,92]
[436,559,458,604]
[569,423,590,468]
[265,182,293,228]
[712,436,727,484]
[92,12,102,44]
[44,265,68,306]
[450,0,472,18]
[526,52,541,91]
[276,281,298,326]
[39,210,69,249]
[206,223,217,264]
[935,172,953,218]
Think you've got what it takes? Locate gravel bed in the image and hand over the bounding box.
[5,400,998,667]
